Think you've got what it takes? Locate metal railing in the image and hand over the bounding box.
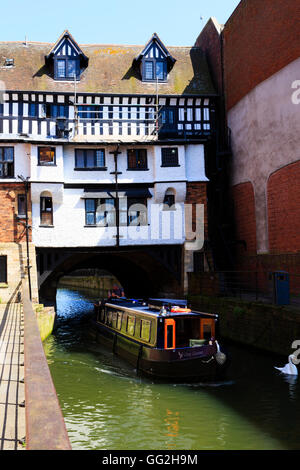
[213,271,300,307]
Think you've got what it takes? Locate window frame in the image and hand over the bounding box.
[127,149,148,171]
[85,197,148,227]
[40,196,53,226]
[142,58,167,82]
[161,148,179,167]
[0,255,7,284]
[0,147,14,178]
[17,194,26,218]
[38,147,56,166]
[54,56,80,81]
[75,149,106,171]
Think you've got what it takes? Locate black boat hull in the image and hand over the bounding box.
[90,319,225,380]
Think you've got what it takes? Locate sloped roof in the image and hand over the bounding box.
[0,39,216,96]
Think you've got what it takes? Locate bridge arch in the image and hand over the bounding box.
[37,246,183,303]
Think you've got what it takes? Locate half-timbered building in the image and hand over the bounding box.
[0,30,217,302]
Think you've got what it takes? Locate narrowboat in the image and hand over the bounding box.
[91,297,228,380]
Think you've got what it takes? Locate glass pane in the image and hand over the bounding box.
[85,150,94,167]
[57,105,66,117]
[156,61,164,80]
[39,147,54,164]
[75,150,84,168]
[141,320,151,342]
[127,315,135,335]
[95,150,105,167]
[68,59,76,78]
[4,148,13,162]
[145,61,154,80]
[86,212,95,225]
[57,59,66,78]
[18,195,26,216]
[137,149,147,168]
[0,163,3,177]
[117,312,123,330]
[128,150,136,169]
[85,199,95,212]
[29,103,37,117]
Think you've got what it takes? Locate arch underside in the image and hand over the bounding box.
[37,245,183,302]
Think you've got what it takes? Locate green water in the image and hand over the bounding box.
[44,287,300,450]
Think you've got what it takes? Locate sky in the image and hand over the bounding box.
[0,0,241,46]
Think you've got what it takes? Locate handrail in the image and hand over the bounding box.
[22,278,71,450]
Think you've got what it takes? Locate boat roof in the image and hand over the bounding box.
[105,298,218,319]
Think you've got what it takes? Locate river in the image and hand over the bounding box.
[43,286,300,450]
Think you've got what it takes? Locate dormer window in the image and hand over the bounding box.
[55,57,79,80]
[45,30,88,82]
[143,59,167,82]
[133,33,176,83]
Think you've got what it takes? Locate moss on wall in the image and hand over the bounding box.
[34,304,56,342]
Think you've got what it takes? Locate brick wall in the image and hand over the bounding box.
[224,0,300,110]
[0,184,32,243]
[268,161,300,254]
[185,182,208,239]
[194,18,223,95]
[231,182,257,257]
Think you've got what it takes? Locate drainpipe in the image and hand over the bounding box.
[17,175,32,301]
[109,144,122,247]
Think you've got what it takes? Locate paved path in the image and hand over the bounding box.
[0,302,25,450]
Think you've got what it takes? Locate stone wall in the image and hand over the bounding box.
[0,242,38,303]
[189,294,300,356]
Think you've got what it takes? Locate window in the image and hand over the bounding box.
[75,149,106,170]
[54,57,79,80]
[43,104,69,118]
[163,189,176,210]
[40,196,53,226]
[161,148,179,167]
[127,149,147,170]
[85,198,115,226]
[0,147,14,178]
[140,320,151,342]
[160,107,176,132]
[17,194,26,217]
[85,197,147,227]
[28,103,39,117]
[119,197,148,227]
[127,315,136,336]
[0,256,7,283]
[38,147,56,166]
[78,106,102,120]
[142,58,167,82]
[117,312,123,330]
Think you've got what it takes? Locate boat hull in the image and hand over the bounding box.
[90,319,226,380]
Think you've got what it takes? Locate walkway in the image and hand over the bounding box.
[0,301,25,450]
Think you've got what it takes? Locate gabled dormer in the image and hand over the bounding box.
[45,30,89,81]
[133,33,176,83]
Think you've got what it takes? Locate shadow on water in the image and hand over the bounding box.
[45,287,300,450]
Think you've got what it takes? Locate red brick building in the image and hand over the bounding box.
[195,0,300,292]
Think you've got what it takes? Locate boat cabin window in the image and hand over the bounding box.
[117,312,123,330]
[112,311,118,329]
[140,319,151,342]
[100,307,105,322]
[200,319,215,340]
[164,319,176,349]
[175,317,201,347]
[107,310,113,327]
[127,315,136,336]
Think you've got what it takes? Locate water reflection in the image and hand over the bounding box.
[43,287,300,450]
